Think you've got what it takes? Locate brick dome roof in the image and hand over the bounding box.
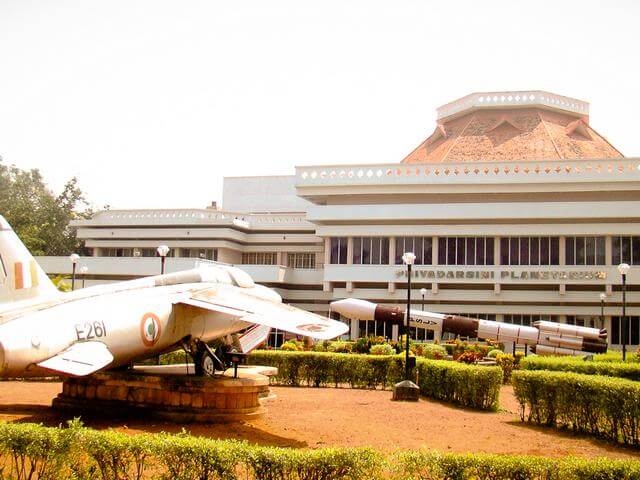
[402,91,622,164]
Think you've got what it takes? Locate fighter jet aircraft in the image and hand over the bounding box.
[331,298,608,356]
[0,215,348,378]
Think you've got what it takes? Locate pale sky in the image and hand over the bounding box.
[0,0,638,210]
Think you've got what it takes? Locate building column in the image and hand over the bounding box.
[391,324,399,341]
[347,237,354,265]
[432,236,438,266]
[350,318,359,340]
[323,237,332,292]
[277,251,285,266]
[93,248,101,257]
[559,236,566,265]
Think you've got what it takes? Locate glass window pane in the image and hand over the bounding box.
[381,238,389,264]
[510,238,519,266]
[596,237,605,265]
[612,316,620,344]
[362,238,371,264]
[585,237,595,265]
[353,237,362,264]
[456,238,465,265]
[566,237,575,265]
[632,317,640,345]
[395,237,404,265]
[438,238,446,265]
[520,238,530,265]
[486,238,494,265]
[413,237,423,265]
[500,238,509,265]
[339,238,347,264]
[330,238,339,264]
[530,237,539,265]
[576,237,585,265]
[550,237,560,265]
[466,238,475,266]
[372,238,381,265]
[633,237,640,265]
[475,237,484,265]
[447,238,456,265]
[424,237,432,265]
[622,237,632,264]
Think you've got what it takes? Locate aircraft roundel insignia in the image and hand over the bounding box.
[140,312,161,347]
[296,323,329,333]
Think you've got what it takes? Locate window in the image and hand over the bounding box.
[437,237,494,265]
[566,236,605,265]
[358,319,393,339]
[241,252,277,265]
[268,329,285,348]
[410,327,434,341]
[500,237,559,265]
[611,316,640,345]
[395,237,432,265]
[183,249,217,261]
[103,248,133,257]
[612,236,640,265]
[330,238,348,264]
[287,252,316,269]
[353,237,389,265]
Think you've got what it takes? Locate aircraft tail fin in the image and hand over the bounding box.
[0,215,60,304]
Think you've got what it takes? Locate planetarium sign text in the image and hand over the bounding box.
[395,269,607,281]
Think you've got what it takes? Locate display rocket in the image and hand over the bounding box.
[330,298,607,356]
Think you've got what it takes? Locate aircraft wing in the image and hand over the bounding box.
[37,341,114,377]
[178,291,349,340]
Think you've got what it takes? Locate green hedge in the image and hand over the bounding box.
[521,356,640,381]
[394,451,640,480]
[0,422,638,480]
[512,370,640,446]
[248,351,501,410]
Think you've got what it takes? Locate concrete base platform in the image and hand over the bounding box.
[52,365,277,423]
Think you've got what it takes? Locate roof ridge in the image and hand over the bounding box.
[440,113,476,162]
[538,111,564,160]
[584,122,625,158]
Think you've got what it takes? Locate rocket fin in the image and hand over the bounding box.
[37,341,114,377]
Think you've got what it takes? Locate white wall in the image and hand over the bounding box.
[223,175,311,213]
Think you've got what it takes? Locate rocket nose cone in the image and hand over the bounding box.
[330,298,377,320]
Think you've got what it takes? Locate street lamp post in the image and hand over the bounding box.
[69,254,80,291]
[618,263,630,361]
[420,287,427,312]
[80,266,88,289]
[402,252,416,380]
[599,292,606,331]
[392,252,420,401]
[157,245,170,275]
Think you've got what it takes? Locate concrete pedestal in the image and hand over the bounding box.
[392,380,420,402]
[52,364,276,423]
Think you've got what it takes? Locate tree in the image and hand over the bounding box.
[0,157,94,255]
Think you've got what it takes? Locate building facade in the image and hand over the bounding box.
[38,91,640,349]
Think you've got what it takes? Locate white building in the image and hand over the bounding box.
[38,91,640,349]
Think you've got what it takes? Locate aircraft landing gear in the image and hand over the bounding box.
[183,338,226,377]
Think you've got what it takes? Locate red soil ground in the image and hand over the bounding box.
[0,382,638,459]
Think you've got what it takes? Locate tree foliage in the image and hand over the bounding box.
[0,157,93,255]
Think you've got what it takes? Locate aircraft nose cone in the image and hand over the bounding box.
[330,298,377,320]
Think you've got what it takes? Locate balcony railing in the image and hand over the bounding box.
[296,158,640,188]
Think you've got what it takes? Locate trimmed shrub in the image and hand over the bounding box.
[369,344,396,356]
[327,341,353,354]
[487,349,502,359]
[393,451,640,480]
[280,340,304,352]
[413,343,447,359]
[521,355,640,381]
[512,370,640,446]
[249,351,501,410]
[2,422,640,480]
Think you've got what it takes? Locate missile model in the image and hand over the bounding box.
[330,298,608,356]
